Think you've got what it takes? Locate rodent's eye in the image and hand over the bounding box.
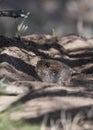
[45,62,50,68]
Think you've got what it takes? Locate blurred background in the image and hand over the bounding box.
[0,0,93,38]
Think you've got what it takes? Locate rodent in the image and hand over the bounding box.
[36,59,73,86]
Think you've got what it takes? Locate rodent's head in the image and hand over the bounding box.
[36,59,63,73]
[36,59,72,85]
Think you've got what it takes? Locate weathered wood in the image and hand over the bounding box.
[0,34,93,122]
